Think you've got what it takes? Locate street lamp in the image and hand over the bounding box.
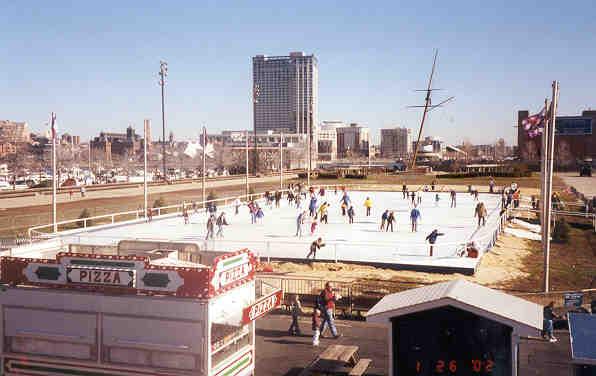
[158,60,168,180]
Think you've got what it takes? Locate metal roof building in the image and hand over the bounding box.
[367,279,543,376]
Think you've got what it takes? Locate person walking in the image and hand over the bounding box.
[450,190,457,208]
[319,282,341,339]
[296,211,306,237]
[312,307,322,346]
[475,202,487,227]
[425,229,444,256]
[146,207,153,222]
[216,212,228,238]
[386,211,396,232]
[410,206,421,232]
[205,214,215,240]
[363,196,373,216]
[347,205,355,224]
[380,210,388,231]
[288,295,303,336]
[306,237,325,259]
[543,301,559,342]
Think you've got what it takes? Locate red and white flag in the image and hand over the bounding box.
[50,112,57,140]
[522,107,546,138]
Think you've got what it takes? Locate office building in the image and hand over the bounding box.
[252,52,318,135]
[336,123,370,158]
[518,109,596,168]
[317,121,347,161]
[0,120,30,143]
[380,127,412,158]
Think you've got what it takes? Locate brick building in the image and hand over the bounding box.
[518,109,596,168]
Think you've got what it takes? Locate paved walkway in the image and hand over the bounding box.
[0,174,295,209]
[558,172,596,198]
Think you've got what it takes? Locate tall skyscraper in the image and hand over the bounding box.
[252,52,318,135]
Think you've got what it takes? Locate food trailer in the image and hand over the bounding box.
[0,248,281,376]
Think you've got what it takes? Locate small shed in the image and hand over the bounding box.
[367,279,543,376]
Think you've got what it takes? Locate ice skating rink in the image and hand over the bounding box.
[59,190,504,274]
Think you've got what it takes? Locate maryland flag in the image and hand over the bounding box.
[522,107,546,138]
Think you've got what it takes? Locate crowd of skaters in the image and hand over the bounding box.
[146,177,511,258]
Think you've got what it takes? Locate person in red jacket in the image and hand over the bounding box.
[319,282,341,339]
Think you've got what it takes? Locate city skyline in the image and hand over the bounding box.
[1,1,595,145]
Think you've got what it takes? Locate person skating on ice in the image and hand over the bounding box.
[425,229,444,256]
[410,205,421,232]
[306,237,325,259]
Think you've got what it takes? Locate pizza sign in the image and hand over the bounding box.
[242,290,283,324]
[210,251,255,293]
[67,268,134,287]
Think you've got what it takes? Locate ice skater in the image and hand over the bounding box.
[435,193,440,207]
[450,190,457,208]
[306,237,325,259]
[216,212,228,238]
[310,218,318,235]
[410,206,421,232]
[309,196,318,217]
[386,211,396,232]
[402,183,408,199]
[340,192,351,211]
[410,191,416,205]
[475,202,487,227]
[347,205,355,224]
[182,206,189,225]
[425,229,444,256]
[205,214,215,240]
[234,197,242,215]
[363,196,373,216]
[295,211,306,237]
[380,210,389,230]
[417,189,422,205]
[318,202,329,224]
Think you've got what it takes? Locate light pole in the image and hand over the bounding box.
[253,84,260,176]
[279,131,283,190]
[158,61,168,180]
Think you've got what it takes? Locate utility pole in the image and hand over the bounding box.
[88,136,91,172]
[542,81,559,292]
[253,84,260,176]
[245,130,249,197]
[158,61,168,180]
[50,112,57,233]
[202,126,207,204]
[143,119,149,218]
[279,131,283,189]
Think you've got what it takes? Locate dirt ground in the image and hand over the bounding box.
[264,225,595,292]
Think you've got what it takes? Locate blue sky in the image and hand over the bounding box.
[1,0,594,145]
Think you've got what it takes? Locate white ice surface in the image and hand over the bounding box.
[60,191,502,271]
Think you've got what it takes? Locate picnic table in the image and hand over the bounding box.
[300,344,372,376]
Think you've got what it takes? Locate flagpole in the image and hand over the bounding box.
[202,126,206,205]
[51,113,57,234]
[543,81,559,292]
[245,130,249,198]
[143,119,149,218]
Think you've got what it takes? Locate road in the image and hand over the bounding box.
[0,174,295,209]
[557,172,596,198]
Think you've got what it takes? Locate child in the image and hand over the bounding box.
[288,295,303,336]
[310,219,318,235]
[312,308,322,346]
